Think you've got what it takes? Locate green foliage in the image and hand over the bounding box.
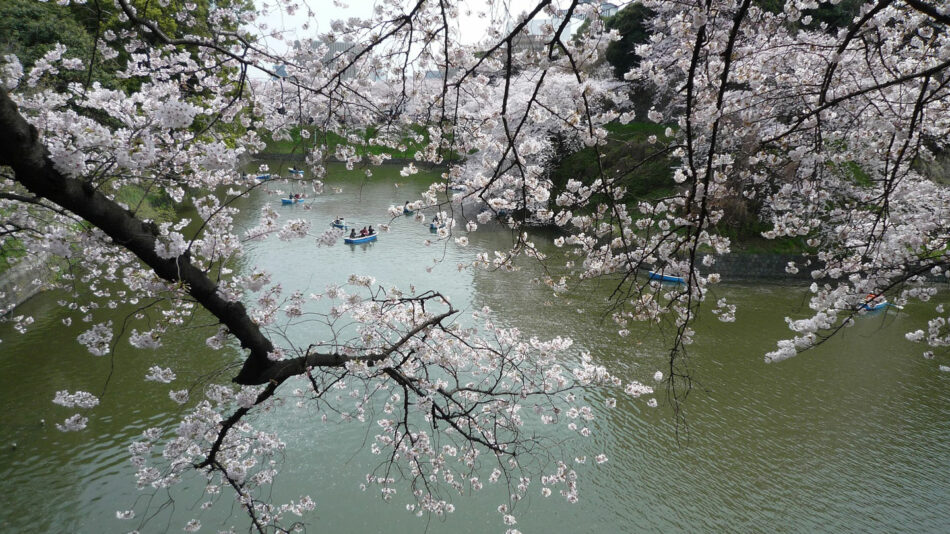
[754,0,865,31]
[838,160,873,186]
[803,0,865,30]
[1,0,255,93]
[0,0,91,67]
[0,0,97,88]
[603,3,654,79]
[550,121,675,203]
[550,122,813,254]
[753,0,786,14]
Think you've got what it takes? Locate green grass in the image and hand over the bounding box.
[114,185,176,222]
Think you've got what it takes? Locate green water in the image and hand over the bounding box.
[1,166,948,533]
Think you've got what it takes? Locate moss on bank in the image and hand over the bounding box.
[0,240,27,275]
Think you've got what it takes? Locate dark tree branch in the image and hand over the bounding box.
[0,87,276,385]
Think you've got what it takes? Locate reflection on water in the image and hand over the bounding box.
[1,165,949,532]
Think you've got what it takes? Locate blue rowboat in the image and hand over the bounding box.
[344,234,377,244]
[648,271,686,284]
[404,209,414,215]
[859,293,902,313]
[331,221,348,229]
[255,174,272,181]
[280,198,305,205]
[448,185,466,192]
[430,222,445,231]
[288,168,305,176]
[861,300,889,312]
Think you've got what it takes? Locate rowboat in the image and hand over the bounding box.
[255,174,272,181]
[860,299,901,312]
[430,222,445,231]
[648,271,686,284]
[344,234,377,244]
[280,198,305,205]
[288,168,305,176]
[404,208,414,215]
[860,294,902,313]
[861,300,889,312]
[331,221,348,229]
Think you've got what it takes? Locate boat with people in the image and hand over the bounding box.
[331,218,348,229]
[344,234,377,244]
[344,227,378,244]
[288,167,305,176]
[255,174,272,181]
[403,201,414,215]
[860,294,900,313]
[281,198,306,205]
[862,300,889,312]
[430,222,444,231]
[648,271,686,284]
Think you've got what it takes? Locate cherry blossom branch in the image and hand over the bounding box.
[0,87,276,385]
[905,0,950,24]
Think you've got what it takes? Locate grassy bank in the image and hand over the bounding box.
[260,125,461,163]
[550,121,677,200]
[115,185,177,222]
[550,121,812,255]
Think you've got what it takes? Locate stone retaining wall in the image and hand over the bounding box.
[0,253,49,315]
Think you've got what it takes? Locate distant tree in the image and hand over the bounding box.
[603,2,654,79]
[754,0,865,30]
[0,0,94,81]
[802,0,866,30]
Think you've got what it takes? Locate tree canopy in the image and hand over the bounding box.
[1,0,949,531]
[603,2,654,79]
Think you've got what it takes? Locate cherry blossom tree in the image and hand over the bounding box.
[1,0,949,531]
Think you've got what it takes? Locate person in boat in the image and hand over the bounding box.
[368,225,375,235]
[360,227,368,237]
[349,228,356,238]
[404,201,410,211]
[294,193,300,199]
[288,193,293,199]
